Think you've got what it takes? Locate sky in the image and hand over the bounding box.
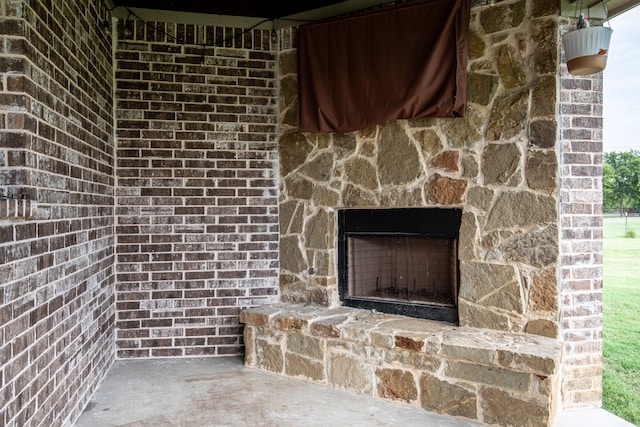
[602,5,640,152]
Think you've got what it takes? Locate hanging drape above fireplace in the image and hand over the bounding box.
[297,0,469,133]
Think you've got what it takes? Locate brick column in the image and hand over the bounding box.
[558,31,604,408]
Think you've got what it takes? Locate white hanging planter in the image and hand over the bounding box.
[562,26,613,75]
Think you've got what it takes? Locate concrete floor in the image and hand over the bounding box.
[75,357,635,427]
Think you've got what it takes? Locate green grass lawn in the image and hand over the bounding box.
[603,215,640,426]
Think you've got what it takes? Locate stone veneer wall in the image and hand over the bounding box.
[558,17,604,409]
[278,0,561,336]
[114,19,280,358]
[0,0,115,426]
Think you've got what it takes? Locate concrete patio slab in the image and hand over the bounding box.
[75,357,634,427]
[74,357,482,427]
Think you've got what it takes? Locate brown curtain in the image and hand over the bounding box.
[297,0,469,133]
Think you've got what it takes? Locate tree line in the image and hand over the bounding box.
[603,150,640,214]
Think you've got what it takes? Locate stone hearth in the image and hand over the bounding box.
[241,304,562,426]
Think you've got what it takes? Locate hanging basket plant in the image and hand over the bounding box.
[562,5,613,76]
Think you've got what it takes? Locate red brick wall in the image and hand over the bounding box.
[0,0,115,425]
[113,19,280,358]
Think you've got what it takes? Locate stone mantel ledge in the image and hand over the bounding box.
[241,303,563,426]
[240,303,561,376]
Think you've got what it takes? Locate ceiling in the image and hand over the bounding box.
[112,0,345,19]
[108,0,640,27]
[560,0,640,19]
[108,0,394,27]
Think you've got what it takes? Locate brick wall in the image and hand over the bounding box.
[558,19,605,409]
[114,19,280,358]
[0,0,115,426]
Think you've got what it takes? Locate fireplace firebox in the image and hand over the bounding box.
[337,208,462,323]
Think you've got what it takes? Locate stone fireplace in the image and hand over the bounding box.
[242,1,605,426]
[337,208,461,322]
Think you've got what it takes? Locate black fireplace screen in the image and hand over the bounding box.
[338,208,462,322]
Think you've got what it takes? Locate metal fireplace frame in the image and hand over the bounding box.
[337,208,462,323]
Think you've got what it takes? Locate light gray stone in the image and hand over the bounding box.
[482,143,521,186]
[299,152,334,182]
[279,131,312,176]
[280,236,306,273]
[445,361,530,392]
[526,149,557,192]
[329,354,372,393]
[468,72,498,106]
[413,128,443,157]
[285,353,325,381]
[480,0,526,34]
[441,107,483,148]
[467,187,494,211]
[287,333,324,360]
[485,191,557,231]
[501,226,558,268]
[486,89,529,141]
[377,121,421,185]
[496,44,527,90]
[304,209,333,250]
[344,157,378,190]
[379,187,423,207]
[532,18,558,75]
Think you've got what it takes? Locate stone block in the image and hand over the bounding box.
[279,132,312,177]
[487,89,529,141]
[458,299,511,331]
[481,142,521,186]
[328,354,372,393]
[340,321,373,344]
[239,305,280,326]
[485,191,557,231]
[368,329,395,349]
[274,314,308,332]
[279,235,307,274]
[440,333,498,365]
[285,352,325,382]
[501,226,558,268]
[526,150,557,191]
[344,157,378,190]
[376,368,418,403]
[445,361,531,392]
[377,121,421,185]
[256,339,284,373]
[310,316,347,338]
[480,386,550,427]
[425,174,467,205]
[430,151,459,172]
[420,373,478,420]
[394,335,425,352]
[287,333,325,360]
[525,319,559,338]
[480,0,526,34]
[243,325,255,365]
[384,349,441,373]
[468,72,498,106]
